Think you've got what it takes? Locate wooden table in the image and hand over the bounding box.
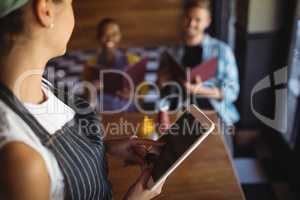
[100,112,245,200]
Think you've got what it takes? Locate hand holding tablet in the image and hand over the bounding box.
[145,105,215,190]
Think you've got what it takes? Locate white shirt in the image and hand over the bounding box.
[0,83,75,200]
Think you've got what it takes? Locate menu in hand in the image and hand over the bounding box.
[102,58,148,95]
[160,51,217,82]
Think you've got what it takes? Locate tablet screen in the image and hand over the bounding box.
[150,112,208,182]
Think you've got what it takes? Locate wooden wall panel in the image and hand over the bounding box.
[69,0,183,50]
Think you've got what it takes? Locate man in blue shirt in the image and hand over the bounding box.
[161,0,240,126]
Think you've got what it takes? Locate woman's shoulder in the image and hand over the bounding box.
[0,142,49,175]
[0,102,50,198]
[0,101,50,187]
[0,141,50,199]
[0,100,42,150]
[0,98,65,198]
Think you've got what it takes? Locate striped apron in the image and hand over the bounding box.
[0,82,113,200]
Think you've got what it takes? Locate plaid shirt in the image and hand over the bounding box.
[170,34,240,125]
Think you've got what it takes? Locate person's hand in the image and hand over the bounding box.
[185,76,205,95]
[156,68,172,88]
[105,137,165,166]
[185,76,223,99]
[123,168,165,200]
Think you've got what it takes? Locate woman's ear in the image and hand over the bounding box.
[33,0,55,28]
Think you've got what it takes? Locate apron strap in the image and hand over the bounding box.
[0,81,51,144]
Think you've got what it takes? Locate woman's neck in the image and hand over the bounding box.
[0,41,50,104]
[102,47,118,66]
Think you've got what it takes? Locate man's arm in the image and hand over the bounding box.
[220,45,240,103]
[185,76,224,100]
[185,45,239,102]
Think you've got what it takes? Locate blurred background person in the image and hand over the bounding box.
[157,0,240,153]
[158,0,240,126]
[182,0,240,126]
[83,18,140,112]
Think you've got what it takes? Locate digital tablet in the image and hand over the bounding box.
[147,105,215,190]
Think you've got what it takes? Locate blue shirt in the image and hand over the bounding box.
[170,35,240,125]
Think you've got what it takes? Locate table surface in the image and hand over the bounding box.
[100,112,245,200]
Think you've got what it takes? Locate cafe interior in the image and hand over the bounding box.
[47,0,300,199]
[1,0,300,199]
